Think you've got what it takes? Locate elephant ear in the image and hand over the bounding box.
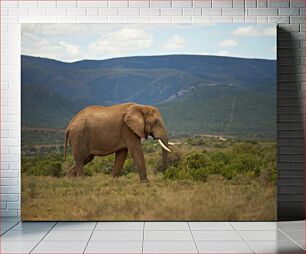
[123,105,145,138]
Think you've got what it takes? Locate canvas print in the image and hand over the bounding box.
[21,23,276,220]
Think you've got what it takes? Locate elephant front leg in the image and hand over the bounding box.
[112,148,128,177]
[129,146,148,183]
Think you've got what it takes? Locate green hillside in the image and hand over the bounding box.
[22,85,80,128]
[159,85,276,139]
[21,55,276,139]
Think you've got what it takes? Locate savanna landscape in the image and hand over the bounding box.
[21,54,276,221]
[22,129,276,221]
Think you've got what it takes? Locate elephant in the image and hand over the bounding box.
[64,102,172,182]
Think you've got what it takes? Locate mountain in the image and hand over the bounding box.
[22,85,82,128]
[159,85,276,139]
[21,54,276,138]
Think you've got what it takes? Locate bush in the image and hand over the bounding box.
[85,155,115,175]
[187,138,207,146]
[121,158,137,175]
[210,151,230,164]
[28,161,63,177]
[143,142,156,153]
[222,164,236,180]
[189,167,209,182]
[49,162,63,177]
[163,166,191,181]
[259,166,277,185]
[232,154,261,177]
[208,161,226,175]
[184,152,210,170]
[155,151,182,173]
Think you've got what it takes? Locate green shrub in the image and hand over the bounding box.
[210,151,230,164]
[121,158,137,175]
[49,162,63,177]
[184,152,210,170]
[155,151,183,173]
[163,166,190,181]
[189,167,209,182]
[232,154,261,176]
[208,161,226,175]
[187,138,207,146]
[222,164,236,180]
[28,161,63,177]
[259,165,277,184]
[85,155,115,175]
[143,142,156,153]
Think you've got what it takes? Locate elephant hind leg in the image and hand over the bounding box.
[68,165,77,177]
[75,161,85,177]
[68,155,93,177]
[84,154,94,165]
[112,148,128,177]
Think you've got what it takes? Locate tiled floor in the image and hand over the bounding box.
[0,219,304,253]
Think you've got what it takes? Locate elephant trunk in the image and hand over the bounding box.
[152,126,171,172]
[158,136,170,172]
[161,147,168,172]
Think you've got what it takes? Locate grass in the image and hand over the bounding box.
[21,135,276,221]
[21,173,276,221]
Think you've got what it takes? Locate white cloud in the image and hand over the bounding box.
[59,41,79,55]
[162,35,186,50]
[232,26,276,37]
[215,50,230,57]
[220,39,238,47]
[88,28,153,58]
[21,35,86,62]
[22,26,153,61]
[200,50,231,57]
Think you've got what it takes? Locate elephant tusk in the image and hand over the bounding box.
[168,142,175,146]
[158,139,171,153]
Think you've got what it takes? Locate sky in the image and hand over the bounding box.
[21,23,276,62]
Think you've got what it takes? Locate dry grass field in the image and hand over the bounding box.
[22,173,276,221]
[21,136,276,221]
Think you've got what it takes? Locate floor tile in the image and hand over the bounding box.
[143,241,198,253]
[96,222,144,231]
[197,241,253,253]
[232,222,276,231]
[0,221,21,234]
[1,230,47,242]
[1,224,17,235]
[1,221,20,228]
[249,240,305,253]
[12,222,55,231]
[145,222,189,230]
[52,222,96,231]
[90,230,143,241]
[32,241,87,253]
[42,230,92,242]
[1,229,8,235]
[193,230,243,241]
[144,230,193,241]
[0,241,37,253]
[276,221,305,231]
[282,230,305,249]
[85,241,142,253]
[239,230,291,241]
[189,222,234,231]
[282,230,305,241]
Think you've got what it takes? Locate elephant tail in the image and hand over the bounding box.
[64,129,69,161]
